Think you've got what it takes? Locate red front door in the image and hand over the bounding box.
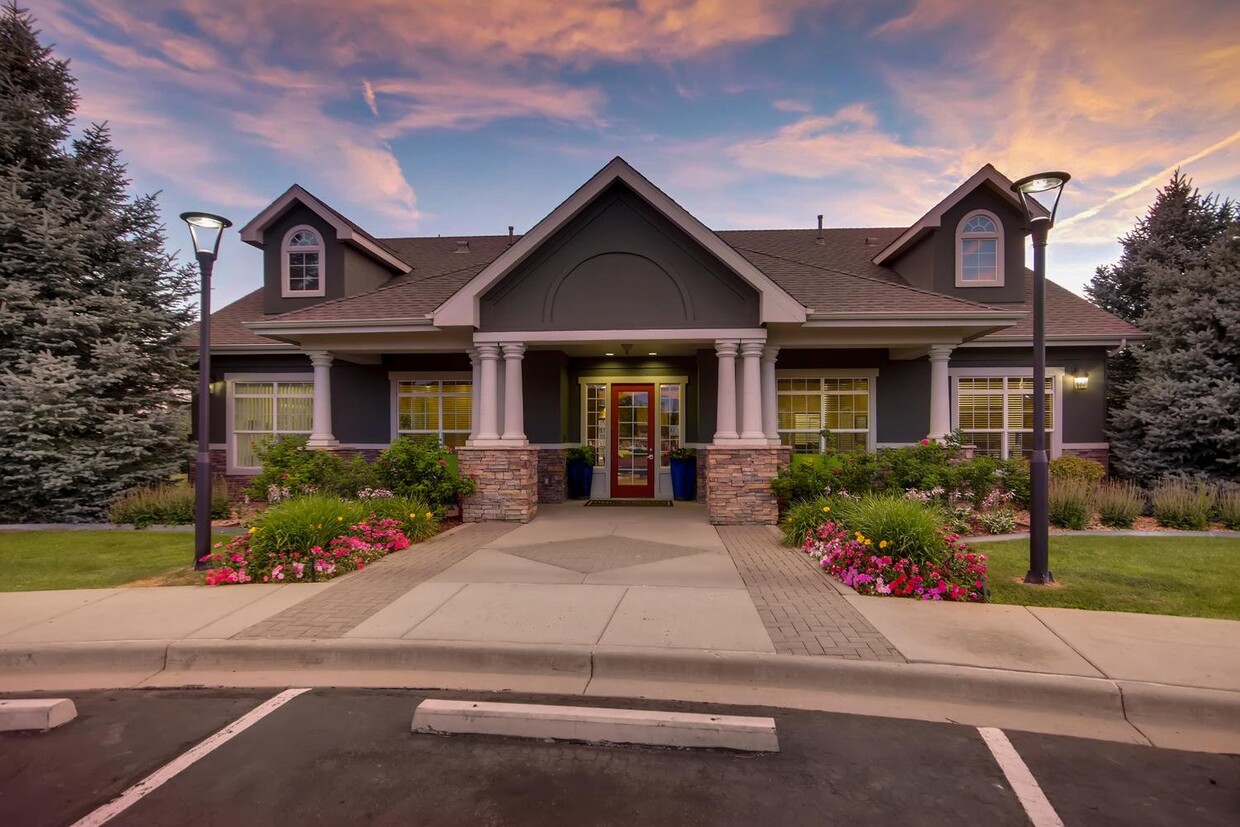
[610,384,655,498]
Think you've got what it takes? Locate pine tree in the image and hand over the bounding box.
[1087,170,1234,324]
[1108,232,1240,480]
[0,4,196,521]
[1086,171,1235,478]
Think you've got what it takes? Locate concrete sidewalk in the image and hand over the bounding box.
[1,511,1238,753]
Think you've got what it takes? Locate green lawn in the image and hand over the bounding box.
[0,530,241,592]
[976,536,1240,620]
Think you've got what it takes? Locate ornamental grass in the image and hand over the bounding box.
[1152,479,1214,531]
[1048,480,1092,530]
[1092,480,1145,529]
[108,479,230,528]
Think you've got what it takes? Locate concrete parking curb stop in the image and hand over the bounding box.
[0,698,77,732]
[411,699,780,752]
[1,639,1237,754]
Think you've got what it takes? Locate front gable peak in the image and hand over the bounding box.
[433,157,807,328]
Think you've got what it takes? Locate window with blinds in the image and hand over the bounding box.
[777,376,872,453]
[396,379,472,448]
[956,376,1054,459]
[231,380,314,469]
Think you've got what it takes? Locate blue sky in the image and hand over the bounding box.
[36,0,1240,307]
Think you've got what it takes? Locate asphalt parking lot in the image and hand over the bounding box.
[1,688,1236,826]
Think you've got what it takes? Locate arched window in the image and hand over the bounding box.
[956,210,1004,286]
[282,226,324,296]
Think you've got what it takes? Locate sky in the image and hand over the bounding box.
[34,0,1240,308]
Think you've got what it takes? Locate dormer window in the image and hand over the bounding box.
[282,226,325,297]
[956,210,1004,287]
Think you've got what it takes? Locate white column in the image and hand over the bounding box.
[306,351,338,448]
[761,345,780,444]
[714,340,739,442]
[735,355,745,436]
[474,343,501,442]
[501,342,526,444]
[928,344,954,440]
[468,347,481,439]
[740,341,765,440]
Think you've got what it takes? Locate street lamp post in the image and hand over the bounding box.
[181,212,232,571]
[1009,172,1070,585]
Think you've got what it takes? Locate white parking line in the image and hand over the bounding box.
[978,727,1064,827]
[70,688,312,827]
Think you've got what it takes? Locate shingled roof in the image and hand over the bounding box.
[197,224,1139,346]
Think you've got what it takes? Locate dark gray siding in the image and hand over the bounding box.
[261,205,346,315]
[890,185,1027,303]
[201,354,312,444]
[523,350,569,444]
[342,246,393,297]
[481,183,760,331]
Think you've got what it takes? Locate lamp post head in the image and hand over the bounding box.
[180,211,232,260]
[1010,171,1070,229]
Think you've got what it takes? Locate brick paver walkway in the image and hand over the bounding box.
[717,526,904,662]
[236,522,515,639]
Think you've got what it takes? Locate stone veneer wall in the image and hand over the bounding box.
[457,446,539,523]
[536,448,567,504]
[1062,446,1110,474]
[705,445,791,526]
[695,452,707,503]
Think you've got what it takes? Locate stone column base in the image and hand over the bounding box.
[705,445,791,526]
[536,448,567,504]
[1062,446,1110,474]
[457,446,539,523]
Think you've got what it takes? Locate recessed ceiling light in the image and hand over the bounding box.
[648,351,658,356]
[605,352,614,356]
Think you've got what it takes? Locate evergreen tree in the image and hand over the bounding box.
[0,4,196,521]
[1108,232,1240,480]
[1086,170,1235,478]
[1086,169,1234,324]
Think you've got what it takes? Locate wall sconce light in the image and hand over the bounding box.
[1071,369,1089,391]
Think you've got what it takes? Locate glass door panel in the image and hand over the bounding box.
[610,384,655,498]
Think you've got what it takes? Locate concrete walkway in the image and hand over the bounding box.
[2,505,1239,752]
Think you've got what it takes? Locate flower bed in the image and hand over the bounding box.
[803,519,987,602]
[200,518,411,585]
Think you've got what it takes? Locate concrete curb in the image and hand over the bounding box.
[963,529,1237,543]
[0,698,78,732]
[2,639,1237,752]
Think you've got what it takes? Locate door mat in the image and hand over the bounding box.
[585,499,674,508]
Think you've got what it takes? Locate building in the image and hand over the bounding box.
[187,157,1142,524]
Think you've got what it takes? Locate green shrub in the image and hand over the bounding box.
[771,460,832,505]
[245,436,346,500]
[954,455,999,508]
[878,442,954,492]
[833,495,947,564]
[1048,480,1092,529]
[978,508,1017,535]
[1093,480,1144,529]
[326,454,381,498]
[376,437,476,509]
[566,445,596,465]
[1049,455,1106,486]
[109,479,229,528]
[997,457,1031,508]
[780,496,837,547]
[1152,480,1214,530]
[1215,485,1240,531]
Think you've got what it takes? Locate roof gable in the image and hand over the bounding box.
[872,164,1049,266]
[433,157,807,327]
[238,185,412,274]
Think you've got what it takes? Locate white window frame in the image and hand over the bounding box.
[775,370,878,453]
[950,367,1063,459]
[955,209,1004,287]
[224,372,315,474]
[389,372,473,448]
[282,224,326,297]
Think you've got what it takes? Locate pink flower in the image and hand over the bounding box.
[920,438,931,446]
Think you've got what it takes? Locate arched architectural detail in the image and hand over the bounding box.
[955,209,1004,287]
[542,251,695,326]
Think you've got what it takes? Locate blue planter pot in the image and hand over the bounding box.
[567,461,594,500]
[669,457,696,501]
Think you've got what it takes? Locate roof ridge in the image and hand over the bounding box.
[733,246,1009,312]
[269,258,494,320]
